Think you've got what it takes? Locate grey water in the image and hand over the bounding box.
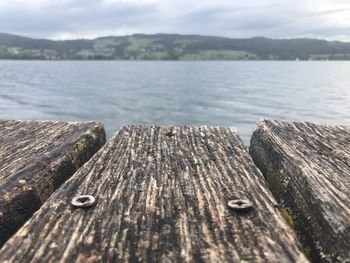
[1,60,350,145]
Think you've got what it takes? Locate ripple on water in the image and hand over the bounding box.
[0,61,349,146]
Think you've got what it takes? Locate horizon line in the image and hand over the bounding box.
[1,32,350,43]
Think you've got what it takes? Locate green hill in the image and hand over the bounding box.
[1,33,350,60]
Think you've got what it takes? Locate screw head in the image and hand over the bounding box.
[228,199,253,212]
[18,179,27,185]
[165,130,176,137]
[71,195,96,208]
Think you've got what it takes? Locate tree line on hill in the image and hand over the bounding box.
[1,33,350,60]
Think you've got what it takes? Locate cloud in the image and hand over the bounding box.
[0,0,349,41]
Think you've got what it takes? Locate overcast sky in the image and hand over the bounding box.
[0,0,349,41]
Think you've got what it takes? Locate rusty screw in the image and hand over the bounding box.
[71,195,96,208]
[228,199,253,212]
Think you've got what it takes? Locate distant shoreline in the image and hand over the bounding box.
[0,59,349,62]
[1,33,350,61]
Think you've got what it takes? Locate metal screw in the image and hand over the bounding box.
[165,131,176,137]
[71,195,96,208]
[18,179,27,185]
[228,199,253,212]
[165,128,176,137]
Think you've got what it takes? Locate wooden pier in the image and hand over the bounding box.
[0,120,106,247]
[0,120,349,262]
[0,125,307,262]
[250,120,350,262]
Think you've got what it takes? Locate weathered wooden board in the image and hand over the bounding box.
[0,120,106,247]
[250,120,350,262]
[0,125,307,262]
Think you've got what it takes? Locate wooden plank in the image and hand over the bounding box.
[0,120,106,247]
[0,125,307,262]
[250,120,350,262]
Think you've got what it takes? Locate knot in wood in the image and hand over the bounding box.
[71,195,96,208]
[228,199,253,212]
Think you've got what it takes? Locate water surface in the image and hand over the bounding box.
[1,61,349,145]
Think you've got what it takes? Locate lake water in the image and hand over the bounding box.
[0,60,349,145]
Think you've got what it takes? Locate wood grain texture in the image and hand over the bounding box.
[250,120,350,263]
[0,120,106,246]
[0,125,307,263]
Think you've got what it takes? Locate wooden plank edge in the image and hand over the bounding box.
[249,120,349,263]
[0,122,106,247]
